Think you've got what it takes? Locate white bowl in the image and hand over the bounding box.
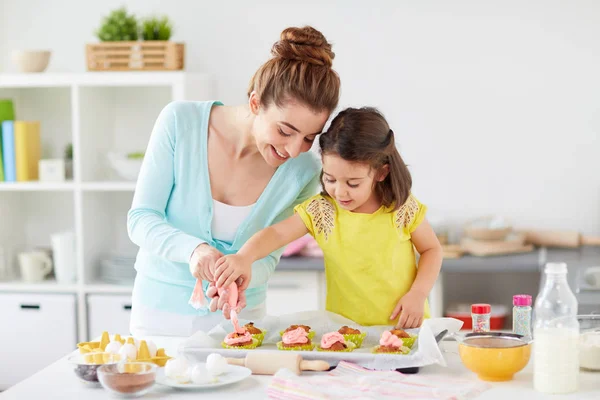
[107,152,143,181]
[11,50,51,73]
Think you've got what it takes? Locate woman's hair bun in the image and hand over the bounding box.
[271,26,335,67]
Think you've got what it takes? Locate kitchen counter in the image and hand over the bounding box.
[1,338,599,399]
[278,246,600,273]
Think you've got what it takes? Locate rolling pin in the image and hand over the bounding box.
[524,230,600,248]
[226,352,330,375]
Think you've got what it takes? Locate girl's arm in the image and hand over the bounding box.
[390,219,443,328]
[214,214,310,289]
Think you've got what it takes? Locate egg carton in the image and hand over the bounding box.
[77,331,172,367]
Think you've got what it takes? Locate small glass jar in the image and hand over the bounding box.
[513,294,532,338]
[471,303,491,333]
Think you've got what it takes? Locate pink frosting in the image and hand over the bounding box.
[282,327,309,345]
[379,331,404,348]
[321,332,345,349]
[224,331,252,345]
[230,310,246,334]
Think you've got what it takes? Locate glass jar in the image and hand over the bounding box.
[471,303,491,333]
[512,294,532,338]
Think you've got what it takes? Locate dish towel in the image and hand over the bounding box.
[267,361,490,400]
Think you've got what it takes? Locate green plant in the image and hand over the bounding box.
[96,7,139,42]
[65,143,73,160]
[141,16,173,41]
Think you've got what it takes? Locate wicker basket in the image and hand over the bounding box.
[86,41,184,71]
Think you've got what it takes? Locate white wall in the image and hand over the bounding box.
[1,0,599,235]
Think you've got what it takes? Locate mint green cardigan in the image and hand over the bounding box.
[127,101,320,315]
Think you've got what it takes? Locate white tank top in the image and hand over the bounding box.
[211,199,255,243]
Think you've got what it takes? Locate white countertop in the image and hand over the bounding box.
[1,339,599,400]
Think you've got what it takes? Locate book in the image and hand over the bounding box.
[14,121,41,181]
[0,99,15,182]
[1,121,16,182]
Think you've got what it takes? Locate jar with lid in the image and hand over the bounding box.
[512,294,532,338]
[471,303,491,333]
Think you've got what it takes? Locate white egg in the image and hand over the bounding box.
[206,353,228,376]
[127,337,140,349]
[191,364,217,384]
[105,341,122,355]
[165,358,190,383]
[118,343,137,361]
[144,339,157,358]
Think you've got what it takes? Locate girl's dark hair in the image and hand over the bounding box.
[319,107,412,210]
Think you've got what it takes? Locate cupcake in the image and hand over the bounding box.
[390,328,417,349]
[338,326,367,348]
[244,322,266,346]
[279,325,316,340]
[317,332,356,352]
[221,311,259,350]
[372,330,410,355]
[276,327,315,351]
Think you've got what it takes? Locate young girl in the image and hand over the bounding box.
[213,107,442,328]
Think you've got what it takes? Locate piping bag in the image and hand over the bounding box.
[188,279,239,315]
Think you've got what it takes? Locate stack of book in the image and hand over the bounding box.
[0,99,42,183]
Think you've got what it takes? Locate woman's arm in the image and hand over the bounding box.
[127,102,205,264]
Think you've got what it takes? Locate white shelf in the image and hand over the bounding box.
[0,182,75,191]
[84,283,133,294]
[0,71,208,89]
[81,181,136,191]
[0,71,213,343]
[0,280,78,293]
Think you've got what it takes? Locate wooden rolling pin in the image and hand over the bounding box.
[524,230,600,248]
[226,352,330,375]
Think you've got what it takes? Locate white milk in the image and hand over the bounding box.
[533,328,579,394]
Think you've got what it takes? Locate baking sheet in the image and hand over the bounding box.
[179,311,463,370]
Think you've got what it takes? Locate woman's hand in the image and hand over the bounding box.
[188,243,223,281]
[390,289,427,329]
[213,254,253,291]
[206,280,247,319]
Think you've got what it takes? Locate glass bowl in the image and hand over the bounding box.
[97,362,156,398]
[68,352,121,386]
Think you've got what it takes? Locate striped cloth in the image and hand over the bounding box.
[267,361,490,400]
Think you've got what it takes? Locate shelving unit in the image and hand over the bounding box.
[0,72,213,343]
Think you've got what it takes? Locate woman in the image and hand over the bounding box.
[127,26,341,337]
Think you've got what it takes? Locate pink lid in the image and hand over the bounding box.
[513,294,532,306]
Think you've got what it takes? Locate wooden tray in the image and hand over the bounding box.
[86,41,185,71]
[461,233,534,256]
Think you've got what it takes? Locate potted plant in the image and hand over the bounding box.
[64,143,73,180]
[86,7,184,71]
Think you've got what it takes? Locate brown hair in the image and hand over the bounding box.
[319,107,412,210]
[248,26,340,113]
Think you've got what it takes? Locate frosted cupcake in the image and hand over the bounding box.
[338,326,367,348]
[276,327,315,351]
[221,311,259,350]
[280,324,316,340]
[390,328,417,349]
[372,330,410,355]
[317,332,356,352]
[244,322,266,346]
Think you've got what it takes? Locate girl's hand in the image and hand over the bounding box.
[390,289,427,329]
[214,254,252,291]
[206,280,247,319]
[189,243,223,281]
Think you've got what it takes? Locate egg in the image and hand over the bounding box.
[118,343,137,361]
[144,339,157,358]
[165,358,190,383]
[127,337,140,349]
[105,341,122,355]
[191,364,217,384]
[206,353,228,376]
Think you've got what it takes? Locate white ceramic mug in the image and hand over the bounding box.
[51,231,76,283]
[18,251,53,282]
[584,266,600,289]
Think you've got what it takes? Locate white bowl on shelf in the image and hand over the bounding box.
[11,50,51,73]
[107,152,143,181]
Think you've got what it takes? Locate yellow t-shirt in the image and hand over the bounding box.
[294,193,430,326]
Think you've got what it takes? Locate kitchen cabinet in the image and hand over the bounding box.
[87,294,132,339]
[266,270,325,316]
[0,293,76,390]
